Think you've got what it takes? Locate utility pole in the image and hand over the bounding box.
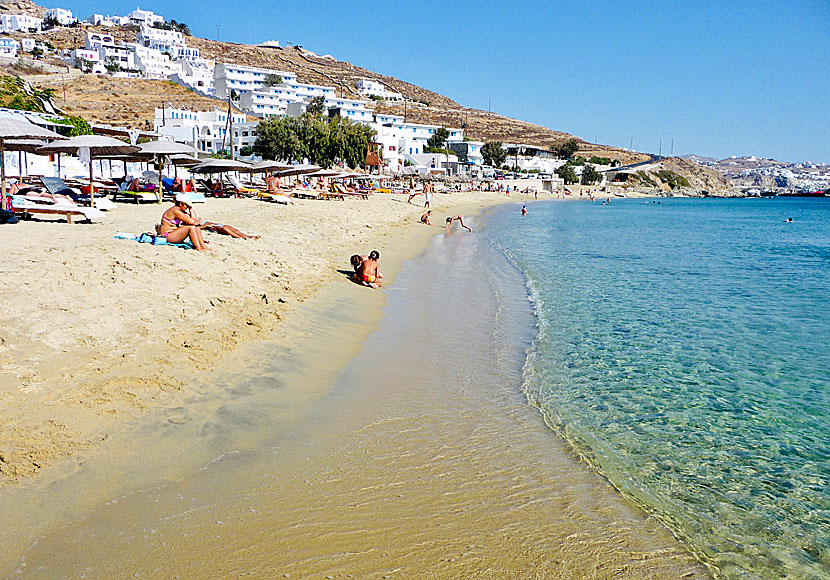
[488,98,491,113]
[216,24,220,41]
[659,139,662,156]
[671,138,674,156]
[630,136,633,151]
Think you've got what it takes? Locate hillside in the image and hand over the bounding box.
[1,1,719,186]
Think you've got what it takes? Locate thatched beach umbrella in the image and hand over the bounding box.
[5,139,48,180]
[276,163,320,177]
[0,118,65,209]
[244,160,292,173]
[38,135,140,207]
[137,141,200,203]
[191,158,252,192]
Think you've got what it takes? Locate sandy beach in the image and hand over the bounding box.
[0,187,530,481]
[0,185,710,579]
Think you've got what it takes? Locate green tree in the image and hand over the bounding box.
[254,114,376,168]
[556,162,578,184]
[481,141,507,167]
[581,164,601,185]
[264,74,282,87]
[554,138,580,160]
[306,95,326,116]
[425,126,450,150]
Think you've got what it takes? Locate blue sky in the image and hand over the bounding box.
[59,1,829,162]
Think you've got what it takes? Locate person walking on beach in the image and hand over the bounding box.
[424,181,432,208]
[357,250,382,288]
[446,215,472,233]
[407,176,418,204]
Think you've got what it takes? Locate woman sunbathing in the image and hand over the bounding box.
[188,204,260,239]
[158,195,210,251]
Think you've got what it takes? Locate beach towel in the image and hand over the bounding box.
[114,232,194,249]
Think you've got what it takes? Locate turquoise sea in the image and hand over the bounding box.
[486,197,829,580]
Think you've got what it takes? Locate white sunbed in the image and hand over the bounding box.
[11,195,105,223]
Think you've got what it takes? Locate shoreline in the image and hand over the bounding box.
[0,188,531,484]
[4,198,710,578]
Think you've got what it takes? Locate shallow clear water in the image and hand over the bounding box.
[486,197,830,580]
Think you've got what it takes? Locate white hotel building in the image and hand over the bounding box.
[369,113,468,173]
[44,7,75,25]
[154,107,258,154]
[214,63,299,99]
[356,78,402,101]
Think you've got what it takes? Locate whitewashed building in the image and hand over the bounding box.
[214,63,297,99]
[128,43,180,79]
[85,33,136,71]
[127,7,165,27]
[85,14,129,26]
[44,7,75,25]
[325,97,372,122]
[154,107,257,153]
[0,39,20,57]
[0,14,43,33]
[138,25,185,53]
[20,38,35,52]
[70,48,104,72]
[356,78,402,100]
[368,113,468,173]
[170,59,215,95]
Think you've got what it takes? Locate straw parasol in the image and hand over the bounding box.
[0,117,66,209]
[190,158,252,173]
[137,140,200,203]
[244,160,292,173]
[276,163,320,177]
[38,135,140,207]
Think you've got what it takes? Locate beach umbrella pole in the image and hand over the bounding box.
[1,141,6,210]
[89,158,95,207]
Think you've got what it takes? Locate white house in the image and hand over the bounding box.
[70,48,104,72]
[138,25,184,52]
[0,38,20,57]
[369,113,466,172]
[20,38,35,53]
[85,14,129,26]
[170,59,215,95]
[0,14,43,33]
[127,7,165,27]
[356,78,402,101]
[154,107,255,153]
[85,32,136,71]
[44,7,75,26]
[128,42,180,79]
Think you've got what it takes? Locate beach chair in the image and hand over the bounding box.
[112,177,158,203]
[10,195,105,223]
[39,177,117,210]
[226,175,261,197]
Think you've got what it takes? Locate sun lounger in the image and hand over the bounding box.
[39,177,117,210]
[226,175,261,197]
[11,195,105,223]
[112,178,158,203]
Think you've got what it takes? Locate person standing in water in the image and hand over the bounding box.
[521,205,528,216]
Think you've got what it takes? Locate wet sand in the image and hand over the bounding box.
[5,206,710,579]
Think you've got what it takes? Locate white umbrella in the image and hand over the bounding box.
[38,135,139,207]
[190,158,252,173]
[276,164,320,177]
[0,118,65,209]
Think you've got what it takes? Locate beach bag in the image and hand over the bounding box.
[0,209,19,224]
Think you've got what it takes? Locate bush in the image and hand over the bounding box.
[587,156,612,165]
[654,169,690,189]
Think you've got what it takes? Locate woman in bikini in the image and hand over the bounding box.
[158,194,210,251]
